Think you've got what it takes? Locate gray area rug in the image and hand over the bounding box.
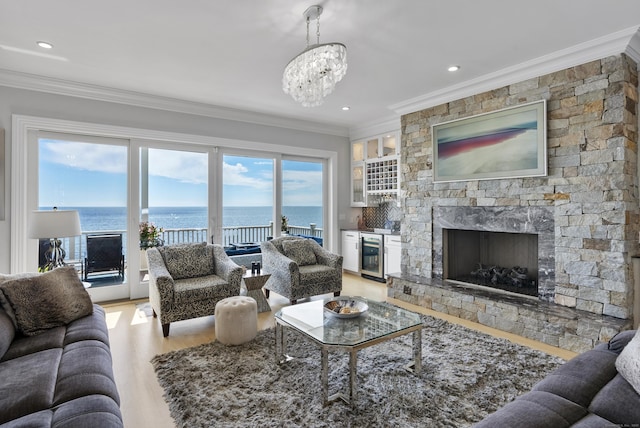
[151,315,565,428]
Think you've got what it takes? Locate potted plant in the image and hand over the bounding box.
[139,221,164,269]
[139,221,164,249]
[281,215,289,235]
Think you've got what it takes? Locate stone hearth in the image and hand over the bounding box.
[387,273,629,353]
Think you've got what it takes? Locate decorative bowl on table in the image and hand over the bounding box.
[324,297,368,318]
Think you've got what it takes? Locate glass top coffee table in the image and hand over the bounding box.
[274,297,422,406]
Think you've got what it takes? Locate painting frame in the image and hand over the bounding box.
[432,100,547,183]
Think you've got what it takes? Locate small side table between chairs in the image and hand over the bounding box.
[243,270,271,313]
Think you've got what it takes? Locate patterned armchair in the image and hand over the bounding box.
[147,242,243,337]
[260,236,343,305]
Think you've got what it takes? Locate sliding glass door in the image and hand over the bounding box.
[37,132,130,301]
[139,147,209,281]
[17,119,335,303]
[221,154,274,247]
[282,158,325,244]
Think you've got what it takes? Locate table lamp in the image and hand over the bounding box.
[28,208,82,270]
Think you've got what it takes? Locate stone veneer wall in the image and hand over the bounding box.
[392,54,639,351]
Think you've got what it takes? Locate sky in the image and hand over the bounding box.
[38,139,323,207]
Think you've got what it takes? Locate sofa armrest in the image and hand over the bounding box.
[260,241,299,290]
[608,329,636,354]
[261,241,298,273]
[212,245,243,292]
[146,248,175,301]
[311,241,343,269]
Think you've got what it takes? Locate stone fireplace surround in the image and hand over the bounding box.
[433,206,555,300]
[387,54,638,353]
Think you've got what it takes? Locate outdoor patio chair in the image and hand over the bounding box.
[84,233,125,281]
[260,236,343,305]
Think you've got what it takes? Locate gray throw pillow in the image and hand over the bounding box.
[282,239,317,266]
[0,272,39,326]
[0,266,93,336]
[616,329,640,395]
[0,308,15,358]
[160,242,214,280]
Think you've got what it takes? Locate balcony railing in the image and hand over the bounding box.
[56,223,323,262]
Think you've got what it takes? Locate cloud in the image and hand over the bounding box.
[148,150,207,184]
[41,141,209,184]
[223,161,272,189]
[283,169,322,205]
[40,140,127,174]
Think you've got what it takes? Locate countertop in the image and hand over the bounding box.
[341,229,400,236]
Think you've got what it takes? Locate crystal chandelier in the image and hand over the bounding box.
[282,5,347,107]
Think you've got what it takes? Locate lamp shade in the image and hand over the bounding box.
[28,210,82,239]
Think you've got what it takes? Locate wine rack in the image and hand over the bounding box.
[366,157,398,193]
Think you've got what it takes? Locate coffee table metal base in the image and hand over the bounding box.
[275,321,422,406]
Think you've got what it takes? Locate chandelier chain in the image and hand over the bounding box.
[316,10,320,45]
[306,16,310,48]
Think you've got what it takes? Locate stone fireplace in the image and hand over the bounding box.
[434,206,554,300]
[387,54,638,353]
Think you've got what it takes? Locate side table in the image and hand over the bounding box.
[243,270,271,313]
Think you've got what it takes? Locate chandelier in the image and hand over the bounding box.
[282,5,347,107]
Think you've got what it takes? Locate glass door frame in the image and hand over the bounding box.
[130,139,217,300]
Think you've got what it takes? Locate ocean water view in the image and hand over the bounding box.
[46,206,323,233]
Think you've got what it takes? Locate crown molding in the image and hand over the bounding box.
[0,68,350,138]
[390,26,640,116]
[626,28,640,64]
[349,115,400,141]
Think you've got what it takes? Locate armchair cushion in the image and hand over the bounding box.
[0,267,93,336]
[282,239,317,266]
[173,275,233,304]
[159,242,213,280]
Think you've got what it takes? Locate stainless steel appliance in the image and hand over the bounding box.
[360,232,384,281]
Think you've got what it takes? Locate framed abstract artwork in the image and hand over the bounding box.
[432,100,547,183]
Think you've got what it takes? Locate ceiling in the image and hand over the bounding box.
[1,1,640,136]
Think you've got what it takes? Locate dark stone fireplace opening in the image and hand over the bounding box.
[444,229,538,297]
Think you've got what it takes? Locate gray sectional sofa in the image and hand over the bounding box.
[475,329,640,427]
[0,268,123,427]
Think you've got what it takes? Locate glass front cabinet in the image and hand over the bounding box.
[351,163,365,206]
[350,131,400,207]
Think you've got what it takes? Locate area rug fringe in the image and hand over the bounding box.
[151,314,564,428]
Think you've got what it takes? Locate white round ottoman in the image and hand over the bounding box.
[214,296,258,345]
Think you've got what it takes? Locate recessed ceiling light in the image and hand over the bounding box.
[342,106,350,111]
[448,65,460,72]
[37,41,53,49]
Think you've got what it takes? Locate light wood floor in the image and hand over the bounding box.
[102,272,577,428]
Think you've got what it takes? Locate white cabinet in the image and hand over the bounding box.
[341,231,360,273]
[384,234,401,277]
[365,133,399,159]
[350,131,400,207]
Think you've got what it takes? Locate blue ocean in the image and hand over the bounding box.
[48,206,323,233]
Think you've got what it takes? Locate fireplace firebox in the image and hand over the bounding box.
[444,229,538,297]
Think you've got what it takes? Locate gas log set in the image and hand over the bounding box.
[456,263,538,297]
